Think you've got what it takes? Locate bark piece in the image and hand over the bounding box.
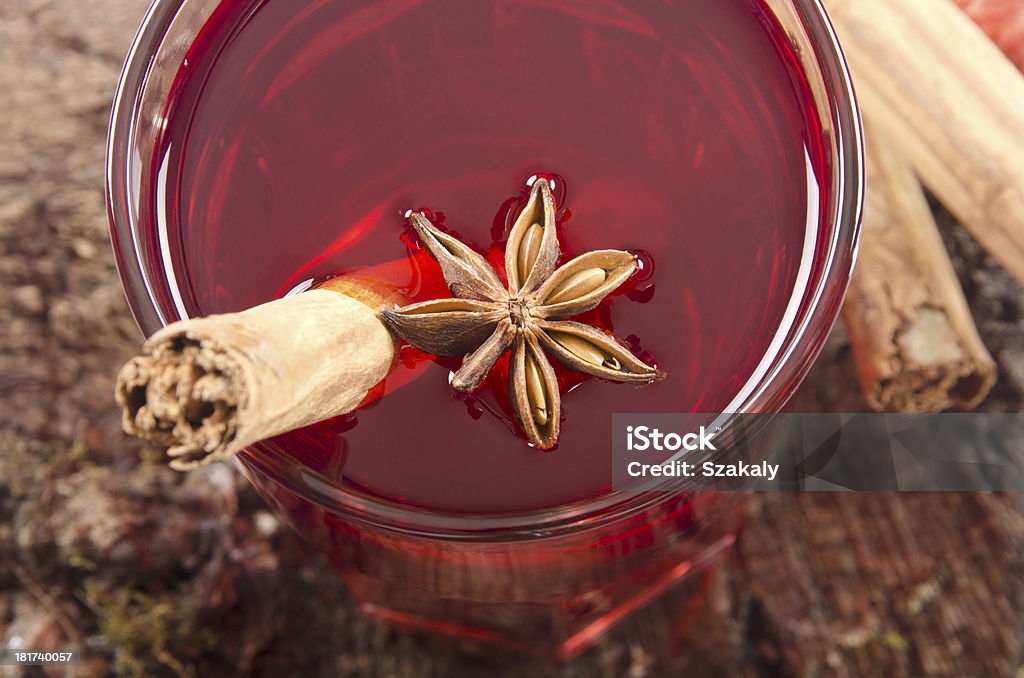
[115,285,396,470]
[954,0,1024,71]
[842,123,996,411]
[824,0,1024,285]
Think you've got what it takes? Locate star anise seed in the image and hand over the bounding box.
[380,179,663,449]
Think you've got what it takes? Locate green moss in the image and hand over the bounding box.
[65,549,96,572]
[139,444,168,467]
[84,581,215,677]
[49,439,89,470]
[0,432,32,498]
[0,433,92,499]
[875,630,909,652]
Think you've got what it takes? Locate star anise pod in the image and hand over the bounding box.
[381,180,663,449]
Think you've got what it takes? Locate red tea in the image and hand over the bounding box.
[147,0,828,513]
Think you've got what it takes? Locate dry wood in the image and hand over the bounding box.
[954,0,1024,71]
[842,123,996,411]
[115,279,397,470]
[824,0,1024,285]
[737,493,1024,677]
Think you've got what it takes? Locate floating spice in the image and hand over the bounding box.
[382,180,663,449]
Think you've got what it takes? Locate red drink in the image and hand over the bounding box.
[110,0,861,656]
[149,0,826,511]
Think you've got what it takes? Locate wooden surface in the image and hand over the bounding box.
[1,1,1022,675]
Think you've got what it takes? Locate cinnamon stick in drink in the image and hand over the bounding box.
[823,0,1024,285]
[115,277,398,470]
[842,123,996,412]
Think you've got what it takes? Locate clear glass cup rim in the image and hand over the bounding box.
[106,0,864,538]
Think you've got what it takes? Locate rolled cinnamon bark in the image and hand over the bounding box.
[116,278,398,470]
[954,0,1024,71]
[842,123,996,412]
[824,0,1024,285]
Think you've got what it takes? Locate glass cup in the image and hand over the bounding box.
[107,0,862,659]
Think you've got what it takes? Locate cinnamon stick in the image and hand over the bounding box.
[954,0,1024,72]
[115,278,398,470]
[842,122,996,412]
[823,0,1024,285]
